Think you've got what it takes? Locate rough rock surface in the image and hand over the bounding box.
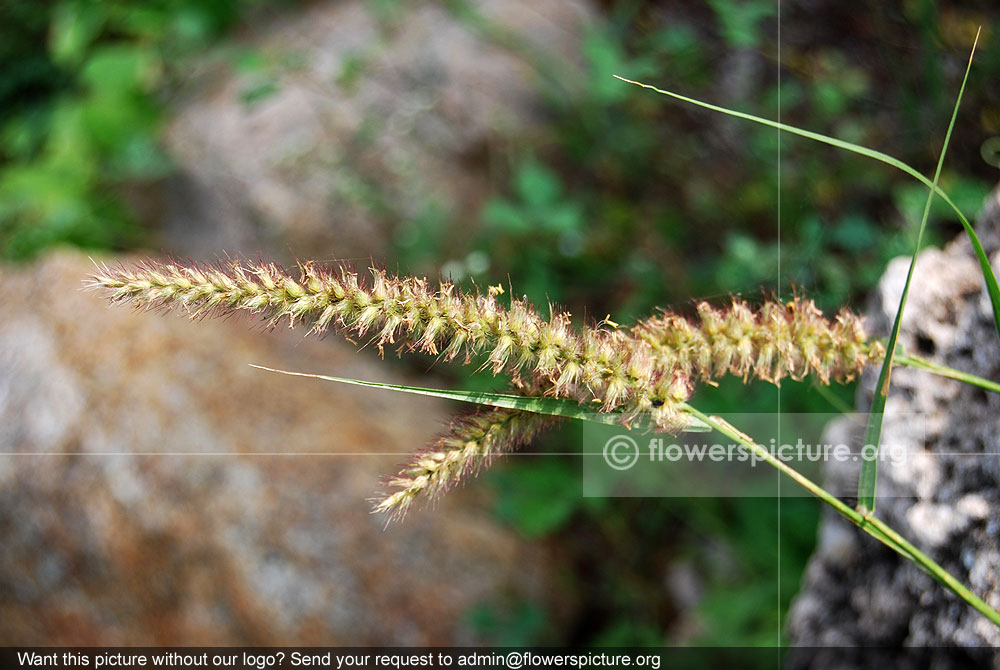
[158,0,594,263]
[786,185,1000,666]
[0,252,556,645]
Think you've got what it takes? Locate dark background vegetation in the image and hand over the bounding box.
[3,0,999,648]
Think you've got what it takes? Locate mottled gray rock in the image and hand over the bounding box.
[0,252,558,645]
[157,0,594,264]
[787,186,1000,666]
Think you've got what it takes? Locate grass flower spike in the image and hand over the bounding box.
[632,297,885,385]
[92,257,884,515]
[374,407,557,520]
[92,258,694,429]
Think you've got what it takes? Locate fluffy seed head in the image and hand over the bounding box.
[92,258,887,517]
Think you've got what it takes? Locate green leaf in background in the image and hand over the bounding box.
[516,159,562,207]
[489,458,581,537]
[109,134,173,180]
[467,601,550,646]
[49,1,106,66]
[80,45,161,94]
[41,101,97,177]
[589,620,664,647]
[483,199,530,234]
[484,159,585,243]
[707,0,776,49]
[583,29,632,105]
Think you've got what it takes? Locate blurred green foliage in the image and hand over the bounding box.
[0,0,289,259]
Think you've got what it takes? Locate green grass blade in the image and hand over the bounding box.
[615,66,1000,346]
[857,31,979,515]
[249,365,711,431]
[894,351,1000,394]
[680,403,1000,629]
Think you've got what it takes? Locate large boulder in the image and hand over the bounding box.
[787,186,1000,665]
[157,0,594,264]
[0,252,557,645]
